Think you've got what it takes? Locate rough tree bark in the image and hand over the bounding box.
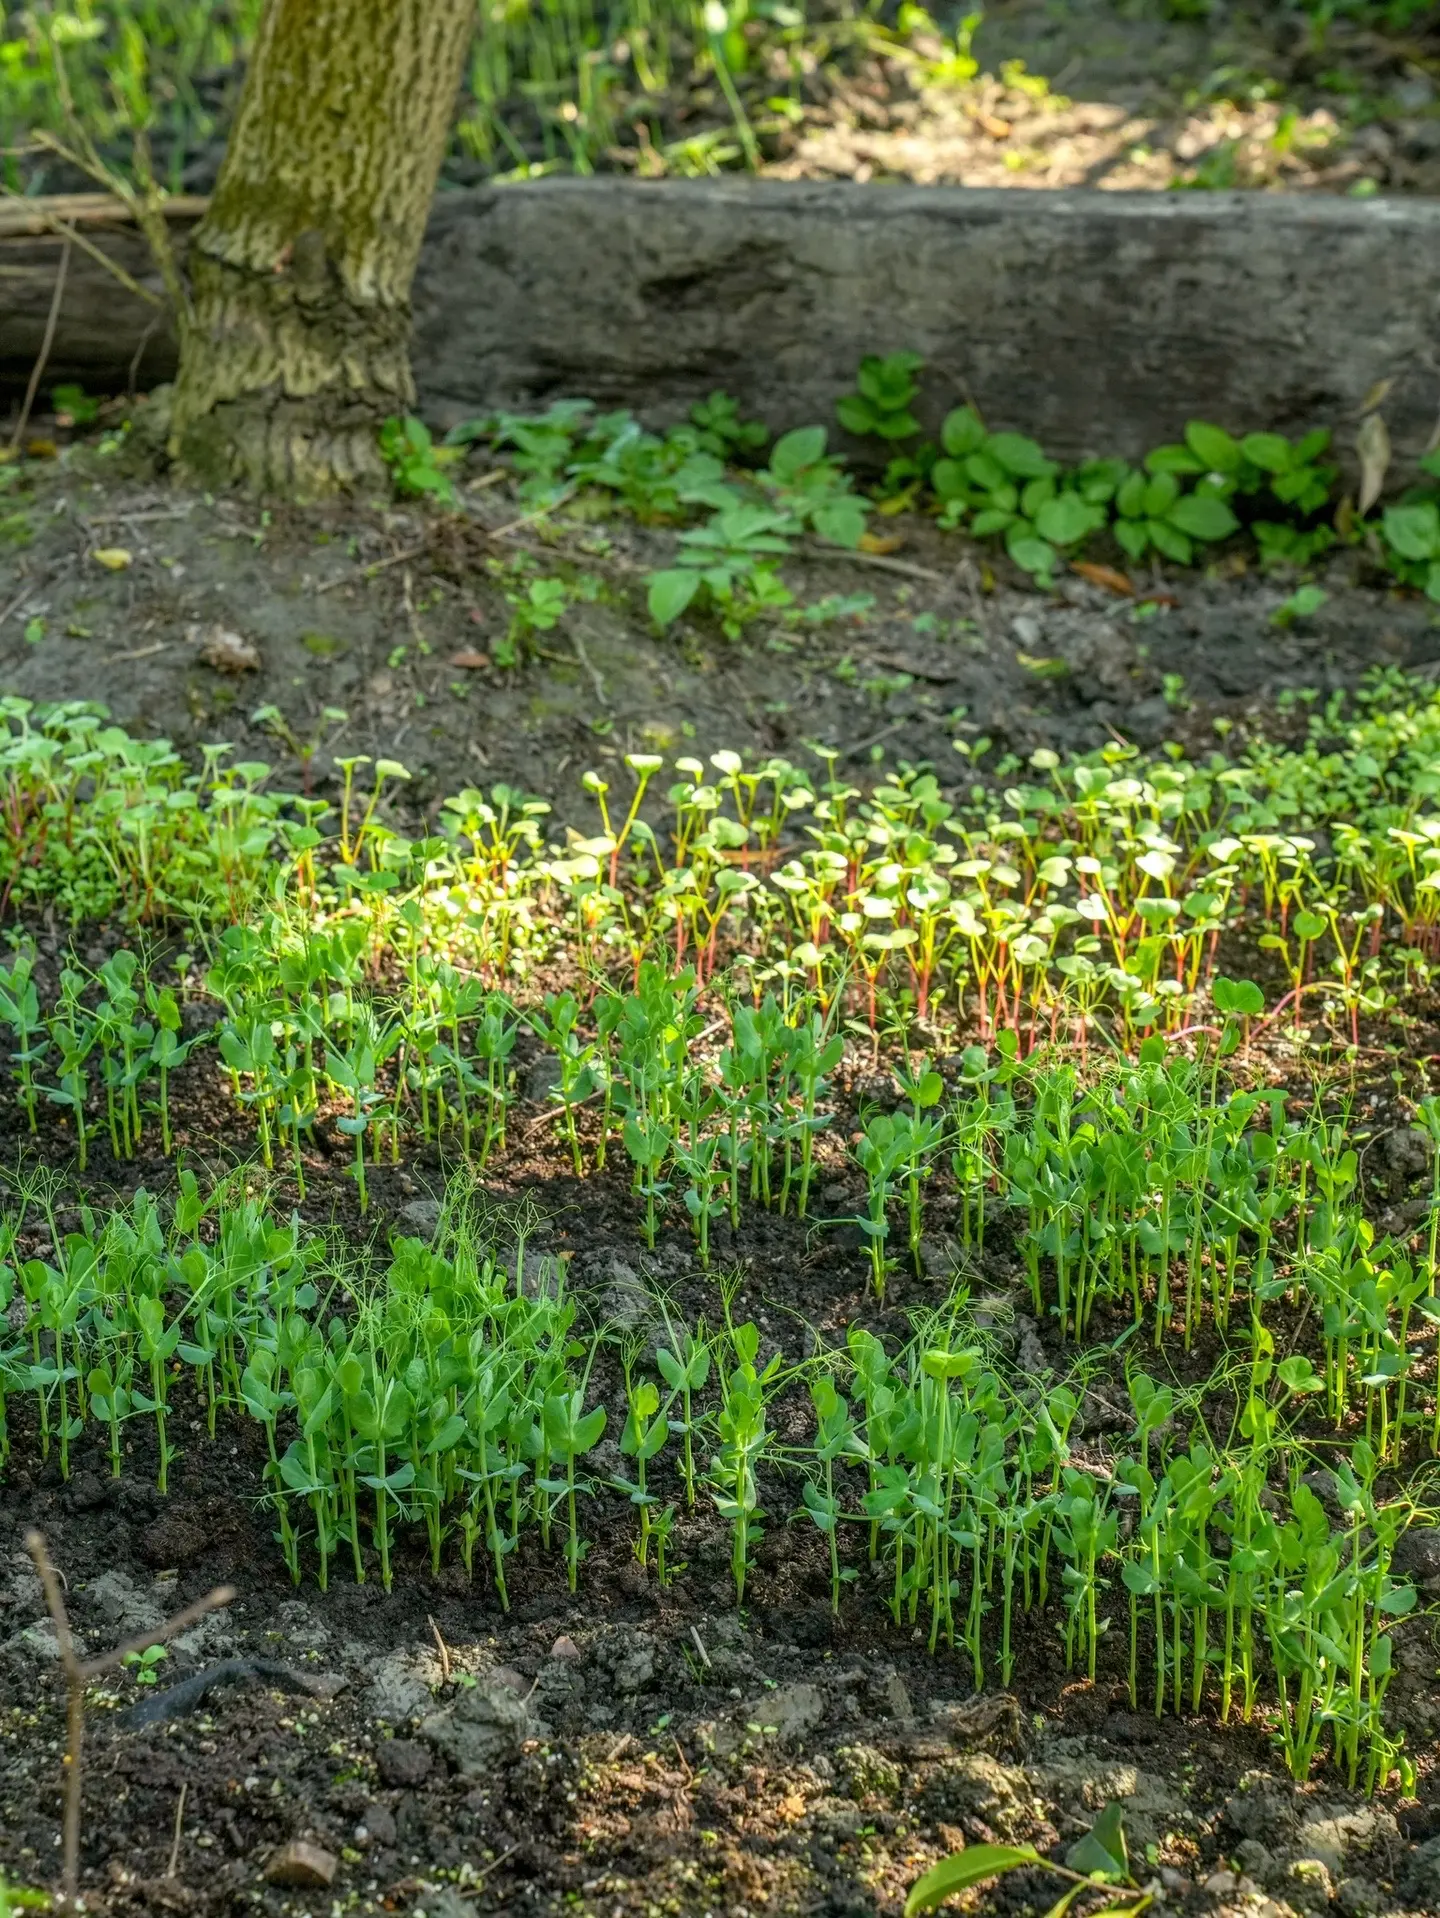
[168,0,475,497]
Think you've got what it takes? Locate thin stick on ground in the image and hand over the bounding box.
[7,233,70,455]
[165,1783,187,1879]
[25,1530,234,1906]
[427,1614,452,1685]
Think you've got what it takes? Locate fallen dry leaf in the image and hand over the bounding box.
[92,547,133,572]
[858,532,906,555]
[450,649,491,670]
[1070,560,1135,596]
[976,112,1012,139]
[190,622,261,673]
[1356,411,1392,519]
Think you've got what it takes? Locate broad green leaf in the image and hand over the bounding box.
[770,425,827,478]
[1241,431,1293,473]
[1168,492,1239,541]
[1034,493,1100,547]
[987,432,1055,480]
[1148,519,1192,565]
[940,406,987,458]
[1007,532,1057,577]
[1384,501,1440,562]
[905,1845,1040,1916]
[1185,420,1242,474]
[647,568,700,626]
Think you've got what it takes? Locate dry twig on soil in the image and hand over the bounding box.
[25,1529,234,1906]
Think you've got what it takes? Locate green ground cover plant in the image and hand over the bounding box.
[384,356,1440,628]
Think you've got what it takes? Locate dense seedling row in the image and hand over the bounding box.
[3,680,1440,1210]
[0,686,1438,1791]
[0,1177,1422,1792]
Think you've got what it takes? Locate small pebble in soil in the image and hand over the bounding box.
[263,1839,338,1888]
[355,1804,397,1849]
[376,1738,432,1789]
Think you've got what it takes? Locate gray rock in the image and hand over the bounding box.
[1335,1878,1384,1917]
[1392,1524,1440,1586]
[413,1893,476,1918]
[505,1248,566,1299]
[172,1611,235,1661]
[611,1640,655,1694]
[812,1799,864,1840]
[1401,1833,1440,1908]
[745,1681,824,1745]
[274,1600,331,1650]
[398,1197,443,1240]
[356,1803,397,1848]
[367,1652,433,1726]
[85,1570,165,1639]
[523,1056,561,1105]
[917,1236,958,1281]
[1233,1840,1278,1886]
[707,1681,826,1756]
[421,1680,536,1779]
[420,1675,534,1773]
[376,1738,433,1788]
[1382,1126,1432,1176]
[1029,1749,1187,1848]
[1016,1320,1048,1378]
[2,1620,59,1662]
[1292,1804,1398,1874]
[1281,1857,1334,1914]
[4,1566,42,1617]
[1224,1773,1301,1848]
[922,1754,1040,1842]
[600,1256,651,1331]
[880,1671,913,1722]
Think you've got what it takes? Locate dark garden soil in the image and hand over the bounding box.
[0,988,1438,1918]
[3,432,1439,824]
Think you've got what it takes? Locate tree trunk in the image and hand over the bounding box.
[168,0,474,497]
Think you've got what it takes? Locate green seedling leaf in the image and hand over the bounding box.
[1276,1356,1322,1395]
[1065,1801,1128,1882]
[1271,585,1328,627]
[987,433,1056,480]
[904,1845,1042,1916]
[1212,976,1264,1016]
